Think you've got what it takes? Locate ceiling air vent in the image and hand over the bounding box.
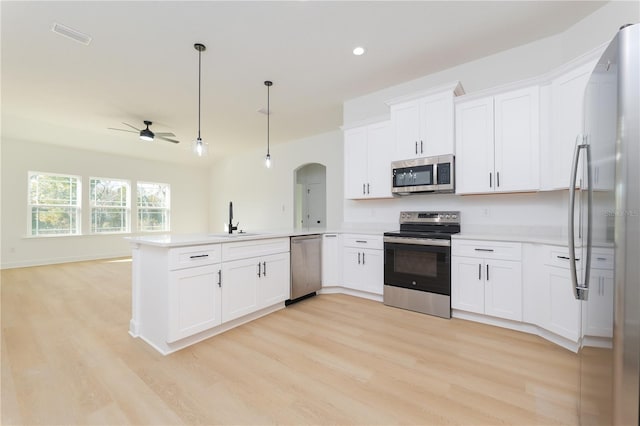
[51,22,92,45]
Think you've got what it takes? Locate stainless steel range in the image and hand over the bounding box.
[383,211,460,318]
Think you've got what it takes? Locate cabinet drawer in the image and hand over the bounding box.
[592,248,613,270]
[545,246,582,269]
[222,237,290,262]
[343,234,383,250]
[168,244,222,271]
[452,239,521,261]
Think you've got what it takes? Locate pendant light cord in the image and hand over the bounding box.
[198,47,202,140]
[267,83,270,155]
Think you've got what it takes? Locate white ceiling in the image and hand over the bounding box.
[1,1,606,166]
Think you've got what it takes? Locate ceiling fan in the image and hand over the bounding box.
[108,120,179,144]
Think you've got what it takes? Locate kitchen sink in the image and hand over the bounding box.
[208,232,264,238]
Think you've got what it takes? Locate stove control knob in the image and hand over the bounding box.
[452,214,457,219]
[445,214,451,219]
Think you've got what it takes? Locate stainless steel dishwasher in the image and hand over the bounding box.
[287,234,322,305]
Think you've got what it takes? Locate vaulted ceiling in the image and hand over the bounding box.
[1,1,606,165]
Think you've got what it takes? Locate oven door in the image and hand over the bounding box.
[384,238,451,295]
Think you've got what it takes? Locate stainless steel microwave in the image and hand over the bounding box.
[391,154,455,195]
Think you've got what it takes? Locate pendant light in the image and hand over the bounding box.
[264,80,273,168]
[192,43,208,157]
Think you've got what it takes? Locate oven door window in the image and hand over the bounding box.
[393,164,433,187]
[384,242,450,295]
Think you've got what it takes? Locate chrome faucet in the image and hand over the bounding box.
[228,201,238,234]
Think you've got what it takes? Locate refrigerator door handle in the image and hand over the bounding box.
[568,136,592,301]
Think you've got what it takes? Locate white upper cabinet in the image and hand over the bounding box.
[541,61,596,190]
[389,82,463,160]
[456,86,540,194]
[344,120,394,199]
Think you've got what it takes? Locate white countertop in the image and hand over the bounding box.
[126,227,387,248]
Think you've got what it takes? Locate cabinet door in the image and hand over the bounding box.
[391,100,421,160]
[258,252,290,308]
[484,259,523,321]
[585,269,613,338]
[344,126,368,199]
[322,234,342,286]
[546,266,582,342]
[455,97,495,194]
[342,247,363,291]
[168,264,221,343]
[366,121,393,198]
[359,249,384,295]
[221,257,259,322]
[451,256,484,314]
[420,93,454,157]
[545,62,594,190]
[494,87,540,192]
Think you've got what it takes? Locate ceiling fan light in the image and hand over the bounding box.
[139,127,154,141]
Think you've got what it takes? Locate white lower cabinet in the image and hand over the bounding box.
[167,264,222,343]
[451,256,522,321]
[452,239,523,321]
[584,249,614,338]
[543,265,582,342]
[322,234,342,286]
[221,246,290,323]
[342,234,384,295]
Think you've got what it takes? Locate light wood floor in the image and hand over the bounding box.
[2,258,585,425]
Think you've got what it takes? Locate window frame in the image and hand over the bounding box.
[28,171,82,237]
[89,177,131,235]
[136,181,171,232]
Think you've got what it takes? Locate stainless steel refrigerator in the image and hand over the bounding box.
[568,23,639,425]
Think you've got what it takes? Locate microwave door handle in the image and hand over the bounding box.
[433,164,438,189]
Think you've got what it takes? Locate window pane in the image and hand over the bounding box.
[138,209,168,232]
[91,208,128,233]
[91,179,129,207]
[31,207,79,235]
[30,174,78,206]
[137,183,169,208]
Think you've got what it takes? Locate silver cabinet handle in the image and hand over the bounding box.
[486,264,490,281]
[358,252,361,264]
[218,269,222,287]
[489,172,492,188]
[257,262,262,278]
[478,264,482,280]
[474,248,494,252]
[362,183,366,195]
[568,136,592,301]
[420,140,423,153]
[497,171,500,188]
[263,261,267,276]
[415,141,418,154]
[356,240,367,244]
[362,252,365,265]
[325,234,337,238]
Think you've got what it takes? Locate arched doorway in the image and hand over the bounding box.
[294,163,326,230]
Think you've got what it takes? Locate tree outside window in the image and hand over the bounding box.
[137,182,170,232]
[90,178,130,234]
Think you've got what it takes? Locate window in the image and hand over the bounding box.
[28,172,81,236]
[90,178,130,234]
[137,182,170,232]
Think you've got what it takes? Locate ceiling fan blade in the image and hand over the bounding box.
[122,122,141,131]
[154,132,176,137]
[157,135,180,144]
[108,127,137,133]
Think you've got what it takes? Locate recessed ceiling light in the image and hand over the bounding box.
[353,46,366,56]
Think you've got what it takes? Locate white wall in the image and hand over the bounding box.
[208,130,343,233]
[0,139,210,268]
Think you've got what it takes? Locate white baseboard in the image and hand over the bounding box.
[1,251,131,270]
